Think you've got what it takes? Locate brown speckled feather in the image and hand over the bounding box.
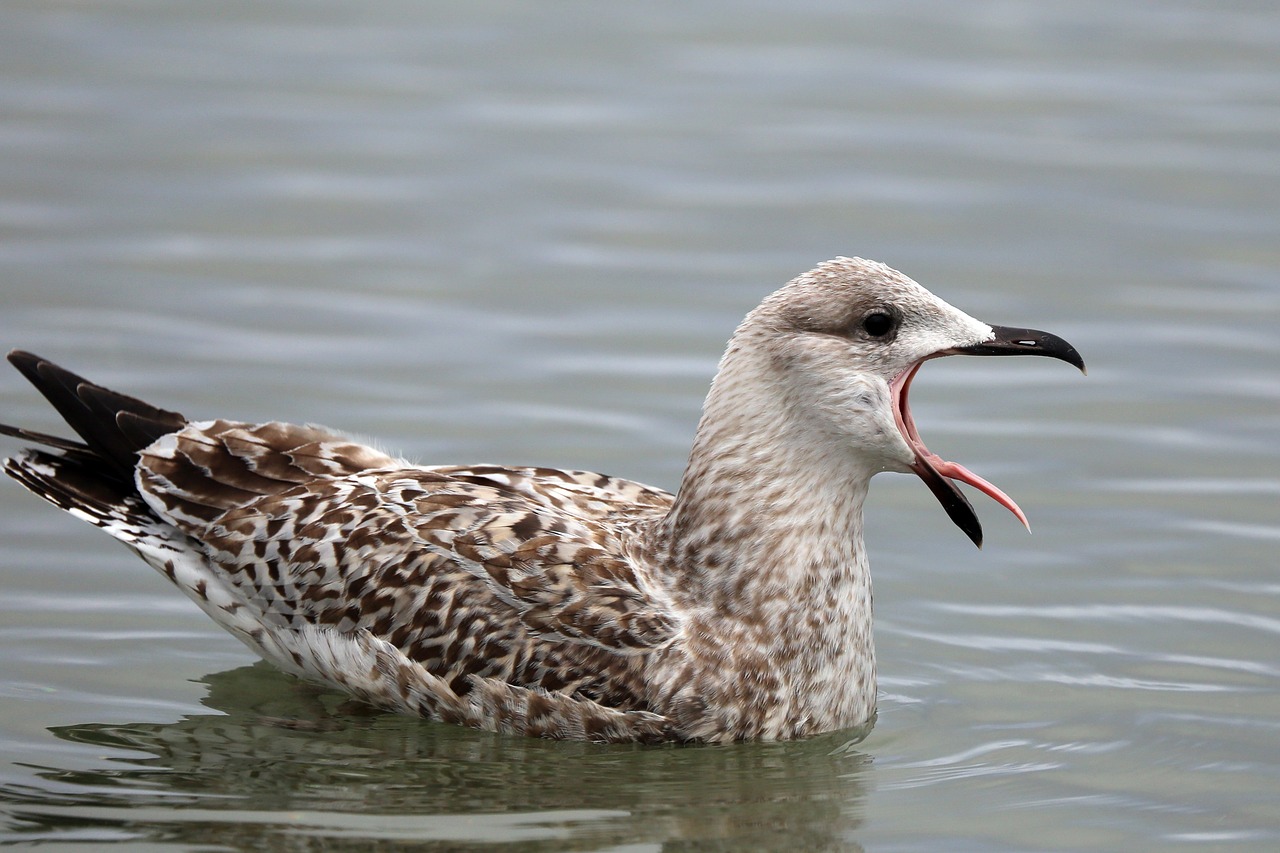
[140,419,680,714]
[2,258,1083,743]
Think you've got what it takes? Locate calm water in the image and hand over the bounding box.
[2,1,1278,849]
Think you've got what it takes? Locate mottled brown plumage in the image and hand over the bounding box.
[1,258,1084,743]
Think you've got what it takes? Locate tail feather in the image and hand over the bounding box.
[3,450,172,549]
[0,422,94,457]
[5,451,127,516]
[4,350,187,484]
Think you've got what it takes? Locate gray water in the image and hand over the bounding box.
[1,1,1277,850]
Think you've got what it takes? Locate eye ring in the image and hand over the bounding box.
[861,311,896,339]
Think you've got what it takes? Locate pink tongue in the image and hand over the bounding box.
[892,362,1031,531]
[917,453,1029,531]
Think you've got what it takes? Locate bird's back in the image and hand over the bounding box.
[131,419,677,700]
[3,358,682,741]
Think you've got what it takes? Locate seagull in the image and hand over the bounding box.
[1,258,1084,743]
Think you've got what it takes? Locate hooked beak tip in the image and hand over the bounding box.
[957,325,1087,375]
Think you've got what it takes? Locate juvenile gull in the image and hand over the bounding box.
[1,258,1084,743]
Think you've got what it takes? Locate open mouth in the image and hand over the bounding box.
[888,325,1085,548]
[890,360,1028,548]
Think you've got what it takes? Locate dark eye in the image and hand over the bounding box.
[861,311,896,338]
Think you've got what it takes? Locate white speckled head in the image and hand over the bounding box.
[728,257,992,475]
[697,256,1084,548]
[755,257,993,364]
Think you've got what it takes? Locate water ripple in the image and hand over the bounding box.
[929,602,1280,637]
[880,740,1062,790]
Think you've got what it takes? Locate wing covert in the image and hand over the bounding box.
[151,461,676,659]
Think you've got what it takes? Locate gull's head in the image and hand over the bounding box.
[735,257,1085,547]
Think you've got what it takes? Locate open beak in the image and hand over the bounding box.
[891,325,1086,548]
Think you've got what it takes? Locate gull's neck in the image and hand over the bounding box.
[659,326,878,595]
[656,326,879,598]
[658,397,875,604]
[642,327,881,737]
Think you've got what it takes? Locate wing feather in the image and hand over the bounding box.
[136,421,678,674]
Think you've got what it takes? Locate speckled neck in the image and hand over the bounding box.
[654,323,879,596]
[641,332,881,737]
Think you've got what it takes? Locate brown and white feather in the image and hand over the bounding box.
[1,257,1063,743]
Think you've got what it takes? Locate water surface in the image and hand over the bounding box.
[2,1,1278,850]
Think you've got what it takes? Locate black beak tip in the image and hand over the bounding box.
[1038,332,1087,375]
[939,483,985,547]
[960,514,984,549]
[917,463,986,548]
[961,326,1087,375]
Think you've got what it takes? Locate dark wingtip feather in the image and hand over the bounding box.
[4,351,188,481]
[117,410,182,451]
[7,350,45,387]
[5,449,135,518]
[0,422,91,454]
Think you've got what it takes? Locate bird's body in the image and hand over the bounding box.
[1,258,1083,743]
